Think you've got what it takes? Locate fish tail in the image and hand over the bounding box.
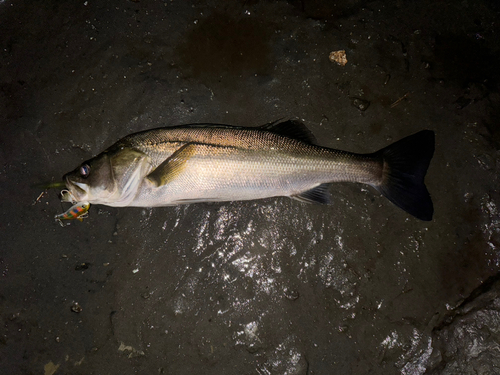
[372,130,435,221]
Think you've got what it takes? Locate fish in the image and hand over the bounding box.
[62,120,435,220]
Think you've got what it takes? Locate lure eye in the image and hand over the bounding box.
[80,164,90,177]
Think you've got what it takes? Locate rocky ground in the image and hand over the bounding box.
[1,0,500,374]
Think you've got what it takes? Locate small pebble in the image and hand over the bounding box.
[71,302,83,313]
[351,97,370,111]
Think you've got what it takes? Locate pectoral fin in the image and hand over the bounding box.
[146,143,198,187]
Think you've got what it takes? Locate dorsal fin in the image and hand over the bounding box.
[260,120,317,144]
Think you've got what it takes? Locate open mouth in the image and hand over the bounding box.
[65,175,89,199]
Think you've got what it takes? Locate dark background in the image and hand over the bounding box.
[1,0,500,374]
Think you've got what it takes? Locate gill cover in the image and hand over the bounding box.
[64,147,150,205]
[108,148,151,201]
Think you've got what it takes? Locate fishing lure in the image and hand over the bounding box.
[55,201,91,224]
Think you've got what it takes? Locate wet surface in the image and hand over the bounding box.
[1,0,500,374]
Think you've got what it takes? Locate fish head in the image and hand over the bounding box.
[64,147,150,206]
[63,152,115,204]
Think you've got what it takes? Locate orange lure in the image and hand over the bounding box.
[55,202,90,223]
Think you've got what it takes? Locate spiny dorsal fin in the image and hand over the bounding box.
[291,184,331,205]
[261,120,317,144]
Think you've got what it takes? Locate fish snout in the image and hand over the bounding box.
[64,174,89,202]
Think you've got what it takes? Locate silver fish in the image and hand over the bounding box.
[63,121,434,220]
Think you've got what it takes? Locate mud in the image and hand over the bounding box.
[1,1,500,374]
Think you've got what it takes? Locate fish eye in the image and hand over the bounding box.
[80,164,90,177]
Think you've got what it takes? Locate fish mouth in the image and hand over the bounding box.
[64,175,89,201]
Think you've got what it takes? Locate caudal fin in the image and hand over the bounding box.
[373,130,435,221]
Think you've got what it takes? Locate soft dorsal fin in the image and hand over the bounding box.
[291,183,331,205]
[260,120,317,144]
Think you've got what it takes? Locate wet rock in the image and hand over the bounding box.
[243,321,265,353]
[3,0,500,374]
[425,276,500,374]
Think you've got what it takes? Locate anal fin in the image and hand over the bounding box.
[292,184,331,204]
